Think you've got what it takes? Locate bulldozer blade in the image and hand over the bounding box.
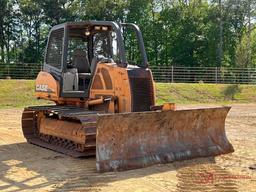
[96,106,234,172]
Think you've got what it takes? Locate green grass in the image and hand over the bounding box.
[0,80,256,109]
[156,83,256,105]
[0,80,52,108]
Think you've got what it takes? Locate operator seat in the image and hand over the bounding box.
[73,49,91,90]
[73,49,91,79]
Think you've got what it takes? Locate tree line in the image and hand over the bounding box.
[0,0,256,68]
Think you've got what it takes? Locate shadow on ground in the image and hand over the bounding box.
[0,142,239,192]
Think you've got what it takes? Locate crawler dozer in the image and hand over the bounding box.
[22,21,234,172]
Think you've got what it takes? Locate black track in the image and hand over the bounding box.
[21,105,104,157]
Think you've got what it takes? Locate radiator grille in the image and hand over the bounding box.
[129,75,154,112]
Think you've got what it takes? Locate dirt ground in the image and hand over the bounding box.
[0,105,255,192]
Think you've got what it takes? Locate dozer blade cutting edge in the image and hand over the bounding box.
[96,106,234,172]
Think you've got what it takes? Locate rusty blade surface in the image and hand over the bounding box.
[96,106,234,172]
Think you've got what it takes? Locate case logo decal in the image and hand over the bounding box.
[36,84,54,93]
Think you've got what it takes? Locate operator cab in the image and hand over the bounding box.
[44,21,148,98]
[64,24,116,96]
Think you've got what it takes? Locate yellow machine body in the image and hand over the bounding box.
[35,62,155,113]
[22,21,233,172]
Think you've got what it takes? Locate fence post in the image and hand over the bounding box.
[215,66,218,84]
[7,63,10,77]
[171,65,174,83]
